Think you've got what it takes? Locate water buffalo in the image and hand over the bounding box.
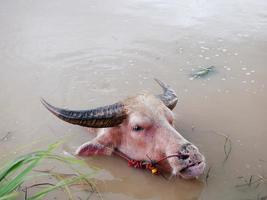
[41,79,205,179]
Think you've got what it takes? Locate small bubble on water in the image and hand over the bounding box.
[241,67,247,70]
[215,54,219,57]
[199,55,203,58]
[245,72,251,76]
[251,70,255,73]
[205,57,210,60]
[222,49,227,52]
[221,78,226,81]
[200,46,209,50]
[227,68,231,71]
[250,80,255,83]
[234,52,238,56]
[179,68,184,72]
[242,80,247,84]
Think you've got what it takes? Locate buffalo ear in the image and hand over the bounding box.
[75,132,116,156]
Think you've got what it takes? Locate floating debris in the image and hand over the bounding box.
[205,166,212,185]
[236,174,267,188]
[190,66,215,79]
[1,131,12,142]
[211,131,232,163]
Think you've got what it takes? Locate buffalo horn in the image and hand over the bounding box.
[155,78,178,110]
[41,98,127,128]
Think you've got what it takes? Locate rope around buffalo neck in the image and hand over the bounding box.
[113,149,180,175]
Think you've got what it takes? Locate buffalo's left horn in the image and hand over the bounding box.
[41,98,127,128]
[155,78,178,110]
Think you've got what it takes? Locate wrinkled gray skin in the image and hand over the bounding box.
[42,80,205,179]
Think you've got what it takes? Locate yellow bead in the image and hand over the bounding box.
[152,168,158,174]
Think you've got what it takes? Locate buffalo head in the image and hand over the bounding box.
[42,79,205,179]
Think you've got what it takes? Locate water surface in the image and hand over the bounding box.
[0,0,267,199]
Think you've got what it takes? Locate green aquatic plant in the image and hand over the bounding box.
[236,175,267,188]
[0,142,99,200]
[190,66,215,79]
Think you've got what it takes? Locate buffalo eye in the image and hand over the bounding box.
[132,125,144,132]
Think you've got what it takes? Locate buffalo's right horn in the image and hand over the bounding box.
[155,78,178,110]
[41,98,127,128]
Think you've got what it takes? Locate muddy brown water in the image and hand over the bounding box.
[0,0,267,199]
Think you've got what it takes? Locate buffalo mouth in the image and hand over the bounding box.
[179,161,205,179]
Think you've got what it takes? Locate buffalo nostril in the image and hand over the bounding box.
[180,143,192,153]
[178,154,189,160]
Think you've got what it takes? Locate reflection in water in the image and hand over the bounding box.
[85,157,204,200]
[0,0,267,199]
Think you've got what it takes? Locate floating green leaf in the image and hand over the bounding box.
[190,66,215,79]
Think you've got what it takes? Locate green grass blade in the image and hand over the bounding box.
[0,142,61,196]
[0,191,19,200]
[28,174,93,200]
